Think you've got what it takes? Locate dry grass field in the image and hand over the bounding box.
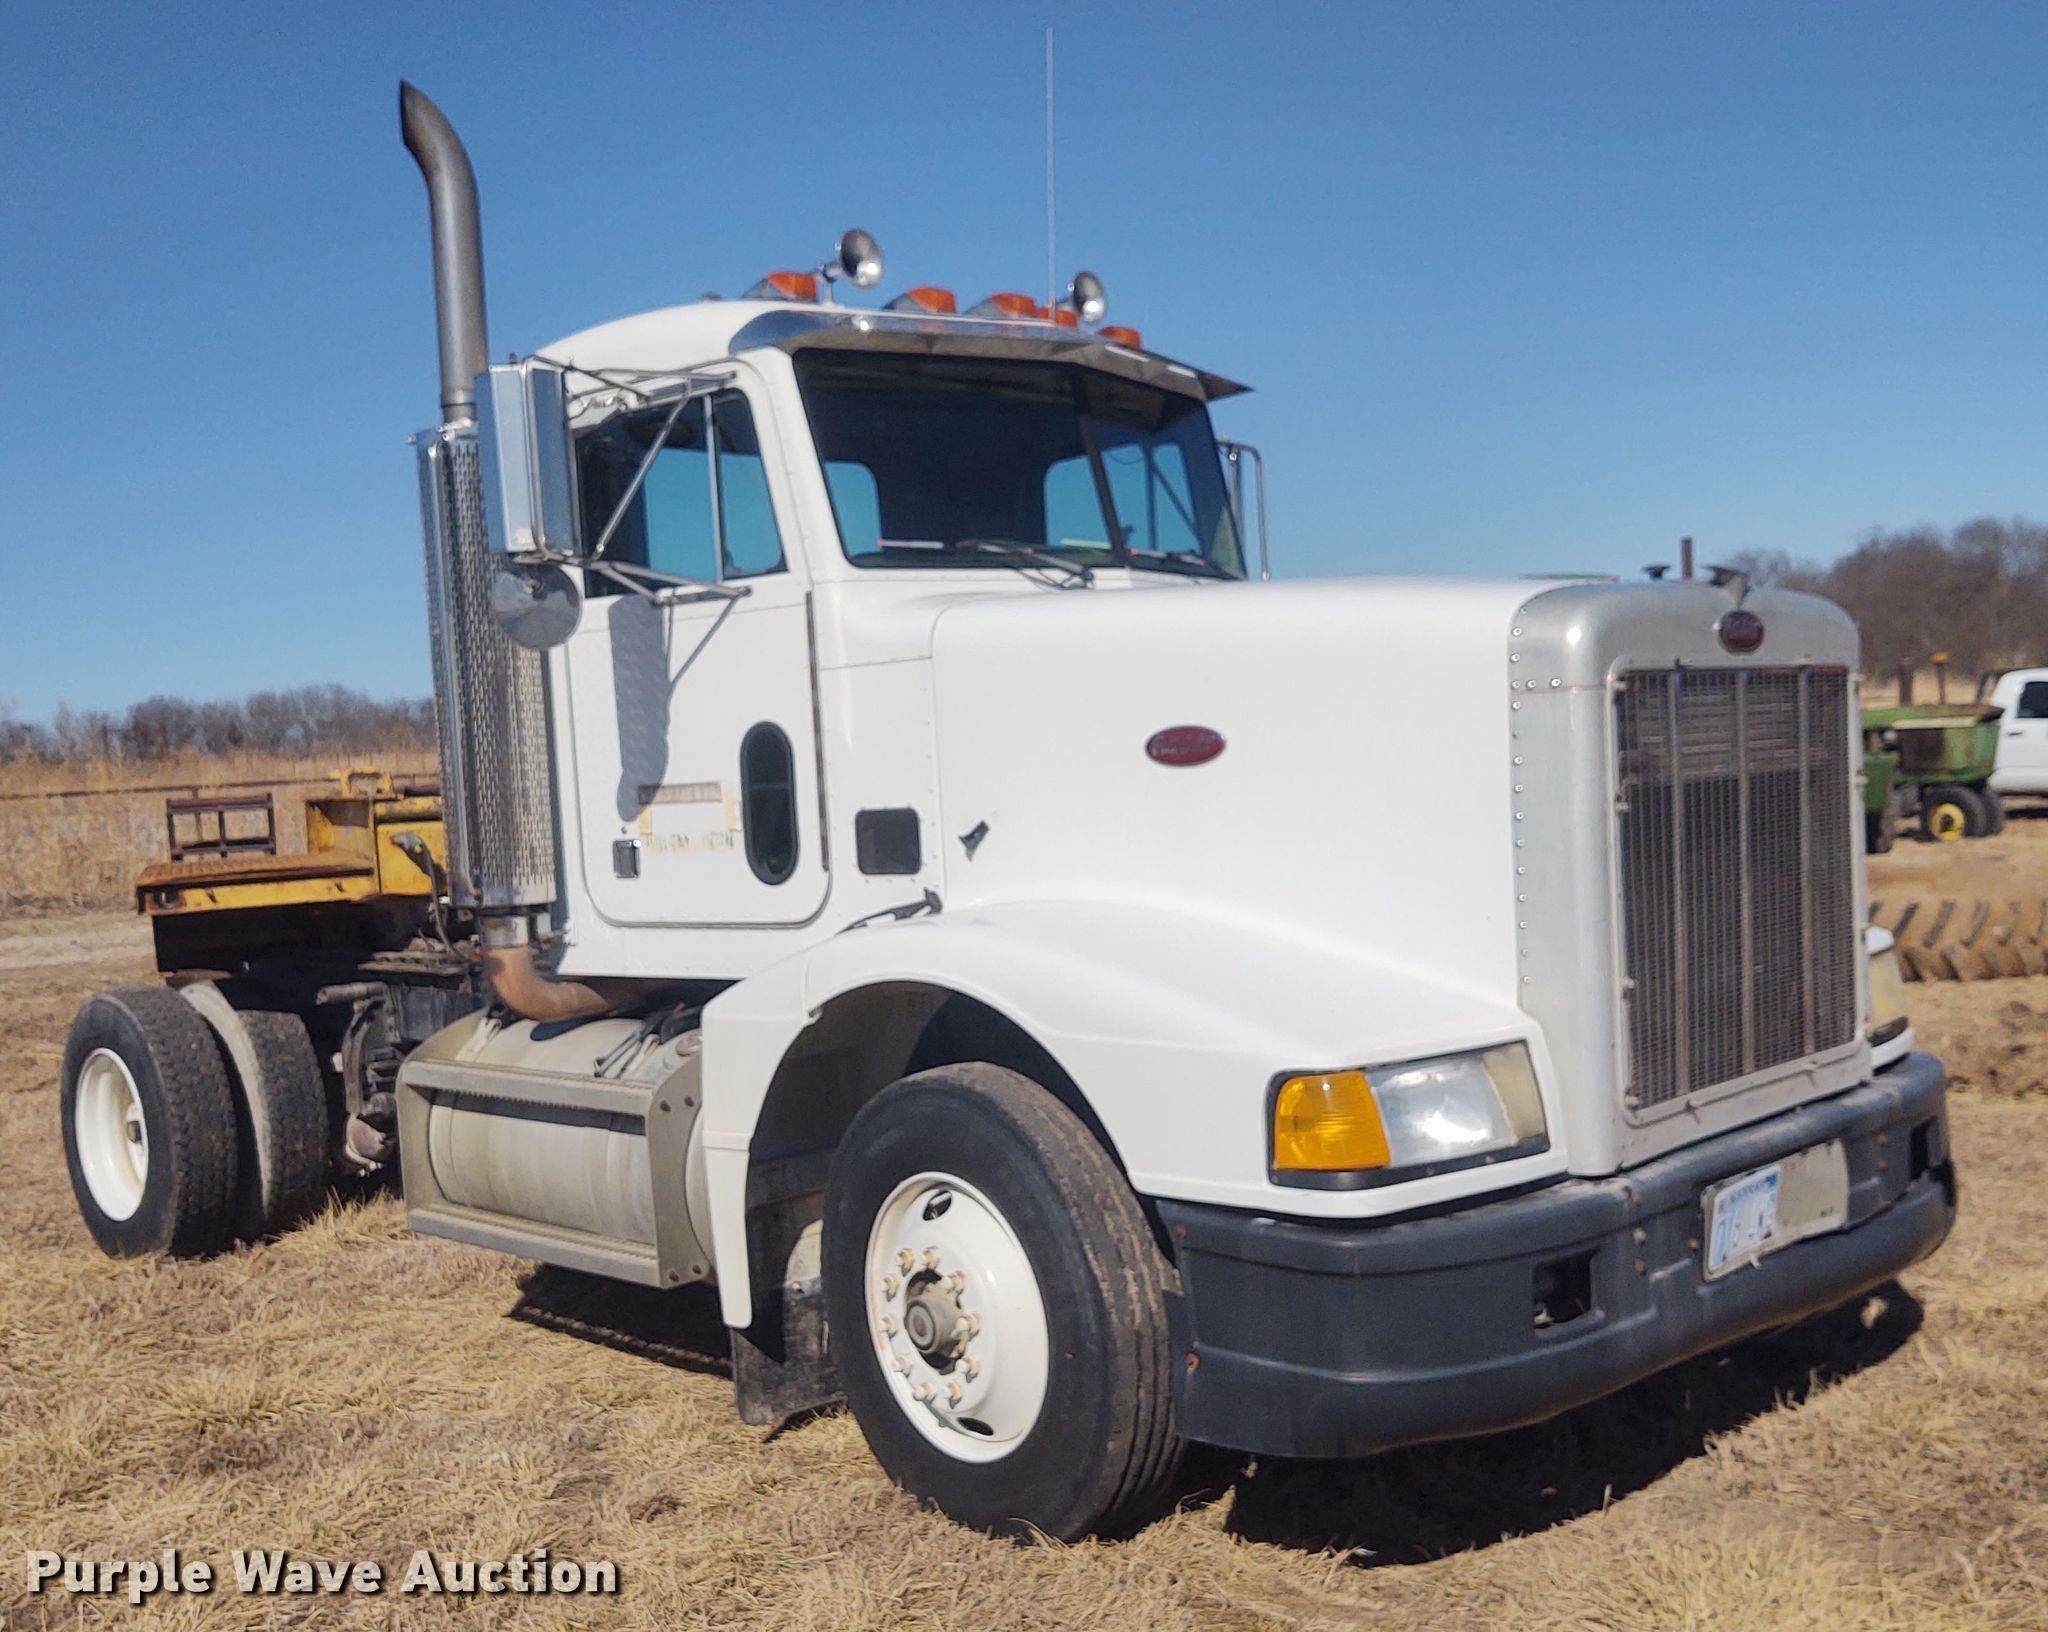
[2,835,2044,1626]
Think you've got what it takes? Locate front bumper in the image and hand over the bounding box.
[1161,1054,1953,1459]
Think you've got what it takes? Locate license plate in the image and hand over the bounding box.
[1702,1140,1850,1280]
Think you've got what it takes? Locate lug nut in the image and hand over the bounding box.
[947,1271,966,1292]
[923,1247,941,1270]
[915,1382,936,1402]
[961,1313,981,1336]
[946,1381,963,1404]
[892,1356,912,1375]
[897,1249,915,1272]
[881,1314,898,1334]
[880,1276,899,1298]
[961,1357,980,1380]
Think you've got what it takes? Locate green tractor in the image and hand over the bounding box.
[1863,704,2006,844]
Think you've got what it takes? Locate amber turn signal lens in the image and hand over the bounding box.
[1272,1071,1392,1172]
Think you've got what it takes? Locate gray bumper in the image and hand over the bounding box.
[1161,1054,1954,1460]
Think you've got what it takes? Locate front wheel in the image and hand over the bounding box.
[822,1064,1185,1538]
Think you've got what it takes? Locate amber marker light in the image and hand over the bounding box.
[1272,1071,1392,1172]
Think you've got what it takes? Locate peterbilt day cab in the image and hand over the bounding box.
[57,84,1954,1539]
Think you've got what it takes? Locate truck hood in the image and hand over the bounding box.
[926,576,1542,1006]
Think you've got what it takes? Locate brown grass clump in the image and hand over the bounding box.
[1,917,2044,1628]
[0,752,435,914]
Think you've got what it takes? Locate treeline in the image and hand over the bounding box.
[1735,517,2048,679]
[0,685,436,764]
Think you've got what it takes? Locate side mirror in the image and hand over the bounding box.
[477,361,577,558]
[477,362,583,648]
[1218,439,1271,581]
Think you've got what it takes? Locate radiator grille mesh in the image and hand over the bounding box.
[1615,667,1856,1111]
[417,430,557,910]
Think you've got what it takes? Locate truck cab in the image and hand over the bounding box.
[55,82,1955,1542]
[1987,667,2048,795]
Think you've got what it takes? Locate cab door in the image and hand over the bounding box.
[560,375,827,928]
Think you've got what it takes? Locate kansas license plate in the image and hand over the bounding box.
[1702,1140,1850,1280]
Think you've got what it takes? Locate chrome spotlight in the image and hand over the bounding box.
[829,228,884,290]
[1066,269,1107,325]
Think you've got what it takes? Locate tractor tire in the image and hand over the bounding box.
[183,985,331,1242]
[1979,787,2008,835]
[1921,786,1975,843]
[822,1063,1185,1539]
[1871,895,2048,980]
[1865,802,1896,855]
[61,987,239,1257]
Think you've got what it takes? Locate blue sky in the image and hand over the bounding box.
[3,2,2044,720]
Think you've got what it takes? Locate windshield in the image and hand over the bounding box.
[793,352,1245,578]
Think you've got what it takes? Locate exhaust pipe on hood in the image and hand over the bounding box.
[400,81,489,425]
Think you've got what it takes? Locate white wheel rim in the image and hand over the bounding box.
[863,1172,1049,1464]
[75,1047,150,1221]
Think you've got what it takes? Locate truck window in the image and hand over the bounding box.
[576,393,786,592]
[2018,680,2048,720]
[795,351,1244,577]
[709,395,786,579]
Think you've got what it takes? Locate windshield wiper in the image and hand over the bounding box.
[953,538,1095,587]
[1123,548,1236,580]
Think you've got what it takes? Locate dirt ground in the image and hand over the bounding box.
[1868,795,2048,904]
[1,913,2043,1630]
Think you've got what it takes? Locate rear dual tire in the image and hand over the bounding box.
[61,987,330,1257]
[63,988,239,1257]
[822,1064,1185,1539]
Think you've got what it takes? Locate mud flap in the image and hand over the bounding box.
[731,1194,840,1426]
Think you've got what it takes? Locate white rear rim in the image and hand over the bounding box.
[863,1171,1049,1463]
[75,1047,150,1221]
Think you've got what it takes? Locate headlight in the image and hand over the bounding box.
[1272,1043,1547,1185]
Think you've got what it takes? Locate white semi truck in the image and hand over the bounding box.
[57,84,1955,1538]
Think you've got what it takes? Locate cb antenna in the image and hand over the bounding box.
[1045,25,1056,311]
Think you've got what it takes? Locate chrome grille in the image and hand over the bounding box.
[1615,667,1856,1111]
[417,428,558,911]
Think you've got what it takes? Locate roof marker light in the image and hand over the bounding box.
[748,270,819,302]
[1097,324,1143,349]
[886,285,959,314]
[971,291,1047,320]
[1050,307,1079,328]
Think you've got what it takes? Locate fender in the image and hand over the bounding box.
[700,899,1563,1326]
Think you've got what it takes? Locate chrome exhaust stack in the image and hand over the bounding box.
[400,82,489,426]
[402,83,559,930]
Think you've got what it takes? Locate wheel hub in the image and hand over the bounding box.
[74,1047,149,1223]
[863,1173,1049,1463]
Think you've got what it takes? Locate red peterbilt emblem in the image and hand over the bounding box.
[1717,608,1765,654]
[1145,726,1226,766]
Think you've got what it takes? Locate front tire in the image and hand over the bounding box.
[822,1064,1184,1538]
[61,988,239,1257]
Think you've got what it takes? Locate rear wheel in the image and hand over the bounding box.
[1866,801,1896,854]
[61,988,239,1257]
[1979,787,2007,835]
[183,985,332,1242]
[822,1064,1184,1538]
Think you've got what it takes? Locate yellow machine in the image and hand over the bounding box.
[138,768,445,918]
[130,769,477,1180]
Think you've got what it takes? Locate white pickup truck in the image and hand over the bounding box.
[1988,668,2048,796]
[56,83,1955,1540]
